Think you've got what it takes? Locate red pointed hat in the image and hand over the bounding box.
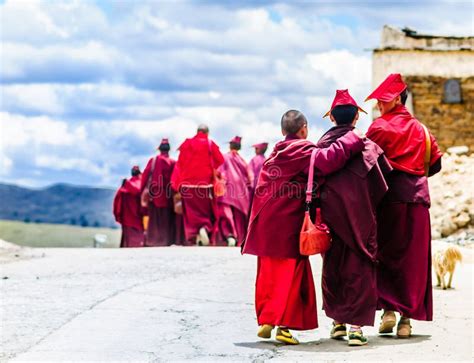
[252,142,268,148]
[323,89,367,118]
[365,73,407,102]
[229,136,242,144]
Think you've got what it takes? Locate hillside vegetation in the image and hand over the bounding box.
[0,220,120,248]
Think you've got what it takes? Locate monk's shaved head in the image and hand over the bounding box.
[281,110,307,135]
[197,124,209,134]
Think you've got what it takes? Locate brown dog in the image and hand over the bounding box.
[433,245,463,289]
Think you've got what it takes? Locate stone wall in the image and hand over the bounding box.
[405,75,474,151]
[430,147,474,239]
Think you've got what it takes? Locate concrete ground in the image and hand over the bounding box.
[1,243,472,362]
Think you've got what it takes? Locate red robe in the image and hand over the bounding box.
[317,125,392,326]
[174,131,224,188]
[113,175,145,248]
[243,132,365,330]
[216,151,252,245]
[141,152,177,246]
[173,132,224,243]
[249,154,266,190]
[367,105,442,321]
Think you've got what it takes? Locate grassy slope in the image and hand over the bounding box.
[0,220,120,248]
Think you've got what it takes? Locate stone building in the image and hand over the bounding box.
[372,25,474,151]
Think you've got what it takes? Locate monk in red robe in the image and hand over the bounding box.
[317,90,392,346]
[141,138,177,246]
[242,110,365,345]
[366,74,443,338]
[249,142,268,194]
[216,136,253,246]
[113,166,145,248]
[172,124,224,245]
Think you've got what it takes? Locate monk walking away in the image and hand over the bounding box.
[141,139,178,247]
[317,90,392,346]
[216,136,253,247]
[248,142,268,200]
[172,124,224,246]
[366,74,443,338]
[243,110,366,345]
[113,166,146,248]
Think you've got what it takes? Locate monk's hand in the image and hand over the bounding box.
[352,128,366,139]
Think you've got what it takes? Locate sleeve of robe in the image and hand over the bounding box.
[429,157,442,177]
[378,154,393,176]
[313,131,365,176]
[247,164,254,189]
[141,158,153,193]
[366,122,385,149]
[176,140,190,176]
[217,155,228,180]
[170,164,180,191]
[113,189,123,224]
[210,141,225,168]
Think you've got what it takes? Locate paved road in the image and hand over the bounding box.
[1,245,472,362]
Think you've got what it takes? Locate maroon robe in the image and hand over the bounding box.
[243,131,365,330]
[113,176,145,248]
[316,125,392,326]
[367,105,442,321]
[142,152,177,246]
[216,151,252,245]
[173,132,224,243]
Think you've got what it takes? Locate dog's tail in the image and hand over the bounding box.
[445,245,463,263]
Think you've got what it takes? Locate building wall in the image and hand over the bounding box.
[405,75,474,151]
[372,50,474,86]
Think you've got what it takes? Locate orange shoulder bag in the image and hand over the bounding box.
[299,148,332,256]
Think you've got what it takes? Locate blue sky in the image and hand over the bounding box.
[1,0,472,188]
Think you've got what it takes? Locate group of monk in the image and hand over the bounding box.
[113,73,442,347]
[113,126,268,248]
[242,73,442,347]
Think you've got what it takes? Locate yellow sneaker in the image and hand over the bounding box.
[275,327,299,345]
[257,324,274,339]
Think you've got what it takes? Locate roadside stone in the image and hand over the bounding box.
[454,213,471,228]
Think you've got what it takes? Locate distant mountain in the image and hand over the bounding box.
[0,182,118,228]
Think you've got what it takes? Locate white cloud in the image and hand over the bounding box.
[2,84,64,114]
[0,112,85,148]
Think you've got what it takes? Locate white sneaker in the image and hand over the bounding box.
[227,237,237,247]
[198,227,210,246]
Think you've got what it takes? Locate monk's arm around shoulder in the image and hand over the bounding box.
[314,130,365,176]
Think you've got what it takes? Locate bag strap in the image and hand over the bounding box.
[306,148,325,224]
[306,148,318,203]
[421,123,431,177]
